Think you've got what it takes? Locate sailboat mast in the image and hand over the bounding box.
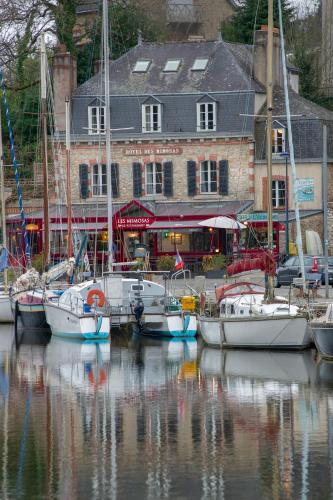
[65,98,73,258]
[103,0,113,272]
[278,0,306,292]
[0,109,8,292]
[41,34,50,268]
[265,0,275,300]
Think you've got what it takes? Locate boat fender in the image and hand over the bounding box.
[88,367,106,387]
[133,300,144,321]
[87,289,105,307]
[183,313,190,333]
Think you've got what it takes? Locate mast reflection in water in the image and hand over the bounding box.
[0,325,332,499]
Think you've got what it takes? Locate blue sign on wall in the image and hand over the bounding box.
[296,178,314,202]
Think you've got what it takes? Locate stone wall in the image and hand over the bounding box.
[56,136,254,204]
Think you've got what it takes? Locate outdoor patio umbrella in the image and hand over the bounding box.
[198,216,246,230]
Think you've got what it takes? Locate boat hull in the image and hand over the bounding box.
[143,313,197,337]
[0,293,13,323]
[10,296,48,329]
[44,302,110,340]
[312,324,333,359]
[199,315,310,349]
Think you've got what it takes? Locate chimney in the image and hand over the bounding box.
[253,25,282,87]
[53,45,77,132]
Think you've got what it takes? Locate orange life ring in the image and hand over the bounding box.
[87,289,105,307]
[88,368,106,387]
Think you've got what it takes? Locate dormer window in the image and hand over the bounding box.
[196,102,216,131]
[133,60,151,72]
[272,128,285,153]
[163,59,181,72]
[142,103,161,133]
[88,106,105,135]
[192,58,209,71]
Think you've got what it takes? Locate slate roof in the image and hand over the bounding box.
[272,88,333,121]
[73,40,262,97]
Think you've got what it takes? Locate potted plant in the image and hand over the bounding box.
[202,254,227,279]
[156,254,175,272]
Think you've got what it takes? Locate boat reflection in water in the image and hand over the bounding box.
[2,328,333,498]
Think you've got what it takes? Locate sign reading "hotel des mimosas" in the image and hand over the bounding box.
[123,146,183,156]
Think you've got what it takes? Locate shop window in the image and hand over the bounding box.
[145,162,162,195]
[196,102,216,131]
[272,179,286,208]
[88,106,105,134]
[240,227,277,250]
[142,104,161,133]
[272,128,285,153]
[93,163,107,196]
[200,160,217,193]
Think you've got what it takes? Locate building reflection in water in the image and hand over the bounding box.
[1,325,333,498]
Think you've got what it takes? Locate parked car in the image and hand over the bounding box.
[276,255,333,287]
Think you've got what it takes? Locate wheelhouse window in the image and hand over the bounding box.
[145,162,162,195]
[200,160,217,193]
[93,163,107,196]
[197,102,216,131]
[142,104,161,133]
[272,179,286,208]
[88,106,105,135]
[272,128,285,153]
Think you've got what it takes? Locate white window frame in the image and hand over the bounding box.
[272,128,285,153]
[196,102,216,132]
[142,104,161,133]
[88,106,106,135]
[272,179,286,208]
[92,163,107,196]
[200,160,217,193]
[163,59,181,72]
[145,162,163,195]
[133,60,151,73]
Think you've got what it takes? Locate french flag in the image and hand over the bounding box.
[175,249,184,270]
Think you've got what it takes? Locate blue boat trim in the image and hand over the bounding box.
[52,331,110,340]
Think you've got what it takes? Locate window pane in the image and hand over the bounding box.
[156,163,162,193]
[146,163,154,194]
[93,164,99,195]
[101,164,107,195]
[145,106,151,131]
[152,105,159,131]
[200,161,209,192]
[133,60,151,72]
[100,108,105,131]
[164,59,181,72]
[91,108,97,132]
[192,58,209,71]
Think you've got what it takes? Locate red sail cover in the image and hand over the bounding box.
[227,255,276,277]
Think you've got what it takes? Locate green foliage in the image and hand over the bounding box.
[131,258,144,271]
[202,254,227,272]
[77,3,161,84]
[221,0,295,44]
[52,0,78,55]
[156,255,175,272]
[31,253,45,273]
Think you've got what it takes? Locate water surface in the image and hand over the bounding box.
[0,325,332,499]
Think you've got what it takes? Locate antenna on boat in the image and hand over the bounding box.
[0,108,8,292]
[103,0,113,273]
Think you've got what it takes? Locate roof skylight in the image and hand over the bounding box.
[192,58,209,71]
[133,60,151,72]
[163,59,181,72]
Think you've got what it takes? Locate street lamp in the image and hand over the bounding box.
[280,151,290,259]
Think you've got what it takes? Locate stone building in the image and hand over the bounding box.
[9,26,333,266]
[74,0,237,43]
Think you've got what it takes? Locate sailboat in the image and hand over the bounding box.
[199,0,309,349]
[0,107,13,322]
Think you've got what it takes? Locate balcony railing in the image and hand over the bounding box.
[167,3,202,23]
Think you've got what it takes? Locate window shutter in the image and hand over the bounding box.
[163,161,173,197]
[133,162,142,198]
[79,163,89,199]
[219,160,229,195]
[187,160,197,196]
[111,163,119,198]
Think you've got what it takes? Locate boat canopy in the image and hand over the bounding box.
[215,282,265,303]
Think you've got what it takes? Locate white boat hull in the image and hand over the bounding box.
[44,303,110,340]
[144,312,197,337]
[0,293,13,322]
[199,315,310,349]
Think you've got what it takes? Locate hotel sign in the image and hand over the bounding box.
[116,217,155,229]
[123,146,183,156]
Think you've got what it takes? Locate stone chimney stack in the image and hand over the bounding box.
[53,45,77,132]
[253,25,282,88]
